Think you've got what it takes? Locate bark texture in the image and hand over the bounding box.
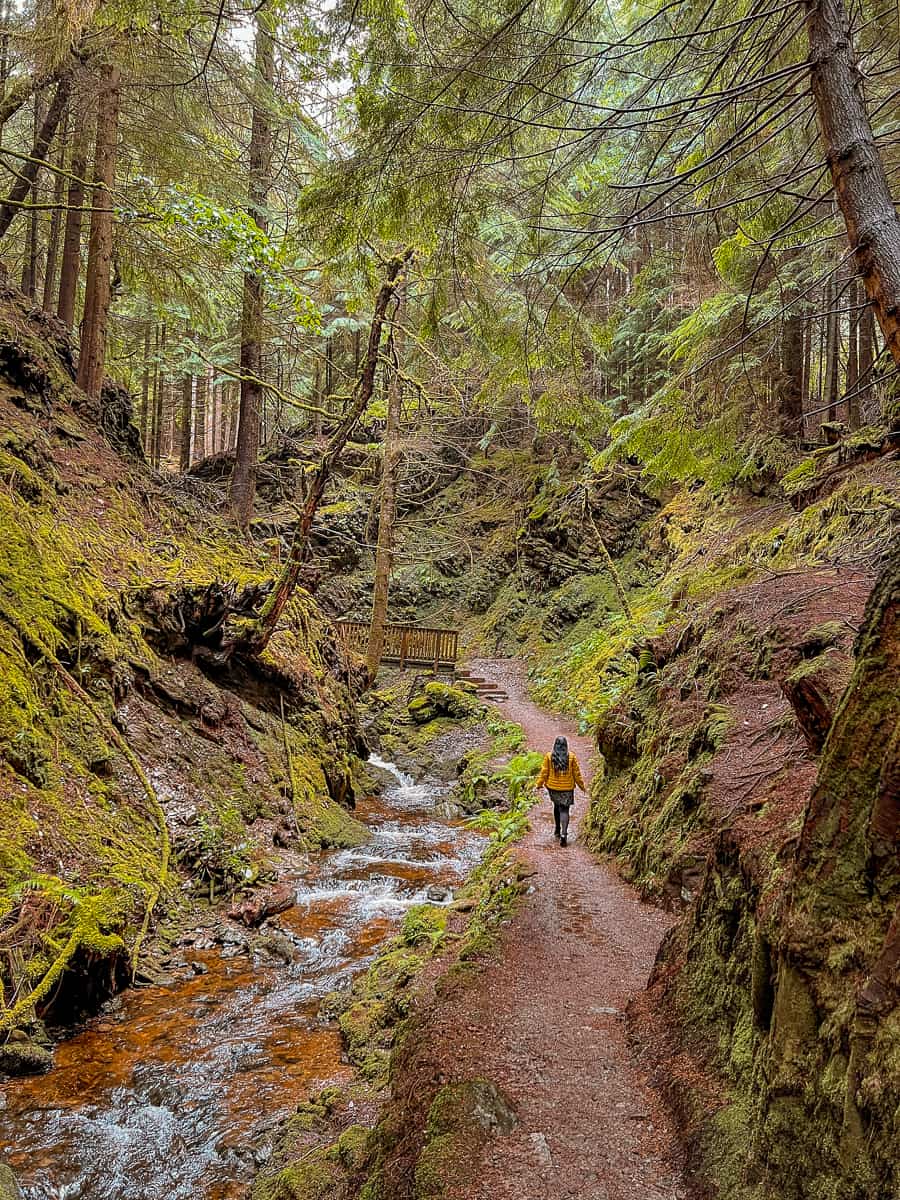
[56,97,89,330]
[41,110,67,312]
[179,374,193,472]
[780,311,805,437]
[805,0,900,366]
[76,63,120,401]
[229,12,274,529]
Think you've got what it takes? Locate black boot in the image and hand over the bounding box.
[560,835,567,847]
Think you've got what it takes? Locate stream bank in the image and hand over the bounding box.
[0,699,502,1199]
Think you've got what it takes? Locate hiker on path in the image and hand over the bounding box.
[535,736,585,847]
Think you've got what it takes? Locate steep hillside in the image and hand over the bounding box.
[0,294,365,1043]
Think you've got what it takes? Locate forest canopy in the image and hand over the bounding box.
[0,0,897,510]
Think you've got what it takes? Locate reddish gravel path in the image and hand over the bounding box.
[432,659,690,1200]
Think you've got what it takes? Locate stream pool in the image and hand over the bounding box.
[0,758,481,1199]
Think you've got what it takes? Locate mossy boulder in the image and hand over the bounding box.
[265,1150,343,1200]
[334,1124,372,1173]
[0,1038,53,1077]
[407,682,482,725]
[0,1165,22,1200]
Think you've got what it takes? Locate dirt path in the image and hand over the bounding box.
[429,658,690,1200]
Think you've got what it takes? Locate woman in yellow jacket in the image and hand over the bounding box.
[535,736,585,846]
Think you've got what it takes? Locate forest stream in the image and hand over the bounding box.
[0,759,482,1200]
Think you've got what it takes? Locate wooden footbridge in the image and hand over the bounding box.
[336,621,460,671]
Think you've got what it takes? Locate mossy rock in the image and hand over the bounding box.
[414,1080,517,1199]
[407,683,483,725]
[408,694,438,724]
[267,1151,344,1200]
[400,905,447,949]
[0,1039,53,1077]
[334,1124,373,1173]
[0,1165,22,1200]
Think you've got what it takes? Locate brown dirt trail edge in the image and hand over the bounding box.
[436,658,690,1200]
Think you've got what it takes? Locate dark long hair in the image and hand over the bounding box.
[551,736,569,772]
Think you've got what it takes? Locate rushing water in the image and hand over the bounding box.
[0,758,480,1200]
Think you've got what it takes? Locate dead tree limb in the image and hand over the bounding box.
[228,247,414,658]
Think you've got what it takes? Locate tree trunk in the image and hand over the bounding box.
[20,92,45,298]
[366,292,405,683]
[313,359,322,437]
[41,109,67,312]
[325,336,334,406]
[56,96,89,330]
[179,373,193,472]
[236,249,413,658]
[139,321,150,450]
[0,1,10,147]
[76,63,120,402]
[229,10,274,529]
[845,276,859,426]
[780,311,805,437]
[226,381,238,449]
[857,302,875,418]
[805,0,900,366]
[212,381,222,453]
[0,69,72,243]
[0,60,68,139]
[153,323,166,468]
[195,366,208,460]
[823,278,840,424]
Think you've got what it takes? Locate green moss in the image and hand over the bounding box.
[334,1124,372,1173]
[413,1081,517,1199]
[268,1151,343,1200]
[0,1163,23,1200]
[407,682,482,725]
[400,905,448,950]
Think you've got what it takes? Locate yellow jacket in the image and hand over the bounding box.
[536,752,585,792]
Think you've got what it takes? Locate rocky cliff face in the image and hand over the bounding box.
[589,523,899,1197]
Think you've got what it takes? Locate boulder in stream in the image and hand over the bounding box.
[228,882,296,927]
[0,1038,53,1078]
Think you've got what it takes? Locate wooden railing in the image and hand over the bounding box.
[336,621,460,670]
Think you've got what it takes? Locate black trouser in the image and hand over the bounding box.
[549,788,574,838]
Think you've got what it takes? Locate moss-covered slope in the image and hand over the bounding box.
[0,292,365,1036]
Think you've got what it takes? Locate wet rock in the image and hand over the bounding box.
[253,931,296,964]
[252,1142,273,1166]
[0,1163,23,1200]
[220,942,249,959]
[0,1040,53,1077]
[189,960,209,975]
[426,885,452,904]
[228,882,296,927]
[231,1044,269,1073]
